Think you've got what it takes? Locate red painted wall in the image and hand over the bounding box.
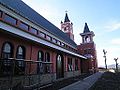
[0,30,83,76]
[78,42,98,73]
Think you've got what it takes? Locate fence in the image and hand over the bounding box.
[0,58,53,90]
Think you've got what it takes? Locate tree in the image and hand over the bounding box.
[103,49,107,69]
[114,58,118,72]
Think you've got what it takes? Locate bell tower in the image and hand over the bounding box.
[78,23,98,73]
[61,12,74,41]
[81,23,95,44]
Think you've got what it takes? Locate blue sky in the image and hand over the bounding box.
[22,0,120,67]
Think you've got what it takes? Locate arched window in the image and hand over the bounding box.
[16,46,25,68]
[1,42,13,59]
[16,46,25,59]
[37,51,44,74]
[1,42,13,76]
[38,51,44,61]
[57,55,61,61]
[57,55,62,68]
[45,52,50,62]
[84,36,90,43]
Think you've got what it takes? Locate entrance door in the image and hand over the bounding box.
[56,54,64,79]
[81,59,89,73]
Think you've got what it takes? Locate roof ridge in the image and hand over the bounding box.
[0,0,77,48]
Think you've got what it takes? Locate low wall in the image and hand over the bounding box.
[0,70,81,89]
[64,70,81,78]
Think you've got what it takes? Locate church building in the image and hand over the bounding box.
[0,0,98,89]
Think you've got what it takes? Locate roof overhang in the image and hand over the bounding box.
[0,21,87,59]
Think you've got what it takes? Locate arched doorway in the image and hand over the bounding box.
[56,54,64,79]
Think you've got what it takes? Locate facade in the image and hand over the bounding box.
[78,23,98,73]
[0,0,98,89]
[61,13,74,41]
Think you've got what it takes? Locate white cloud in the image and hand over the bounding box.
[111,38,120,45]
[22,0,61,28]
[104,20,120,32]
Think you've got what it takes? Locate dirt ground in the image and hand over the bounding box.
[89,72,120,90]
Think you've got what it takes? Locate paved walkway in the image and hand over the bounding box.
[59,72,103,90]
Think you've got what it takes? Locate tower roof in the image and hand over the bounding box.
[64,13,70,22]
[83,23,90,33]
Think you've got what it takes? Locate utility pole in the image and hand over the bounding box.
[103,49,107,69]
[114,58,118,72]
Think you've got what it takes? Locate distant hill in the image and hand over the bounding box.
[108,64,120,69]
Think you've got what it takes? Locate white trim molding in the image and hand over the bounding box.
[0,21,87,59]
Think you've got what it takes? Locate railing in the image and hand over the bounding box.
[0,58,53,90]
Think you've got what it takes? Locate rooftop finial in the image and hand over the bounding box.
[65,10,68,13]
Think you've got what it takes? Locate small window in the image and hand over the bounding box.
[66,45,68,48]
[52,38,57,43]
[19,21,29,31]
[57,41,61,45]
[46,35,52,41]
[61,43,65,47]
[38,32,46,38]
[30,27,38,34]
[4,14,17,25]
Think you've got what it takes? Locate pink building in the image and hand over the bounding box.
[0,0,98,89]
